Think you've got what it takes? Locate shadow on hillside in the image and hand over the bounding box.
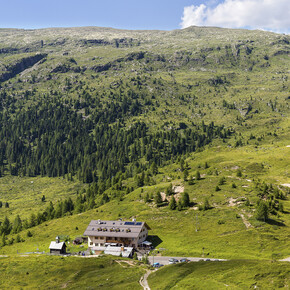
[147,235,163,248]
[189,201,197,207]
[266,219,285,227]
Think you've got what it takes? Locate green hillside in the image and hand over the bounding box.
[148,260,290,289]
[0,26,289,288]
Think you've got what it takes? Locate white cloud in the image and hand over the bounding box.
[181,0,290,33]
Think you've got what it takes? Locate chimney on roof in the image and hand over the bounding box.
[132,218,136,223]
[56,236,60,243]
[98,219,101,224]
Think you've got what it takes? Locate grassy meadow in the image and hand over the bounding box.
[0,176,85,220]
[0,26,289,288]
[0,139,289,260]
[148,260,290,289]
[0,255,145,289]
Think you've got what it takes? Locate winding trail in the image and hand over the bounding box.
[240,213,252,229]
[139,270,152,290]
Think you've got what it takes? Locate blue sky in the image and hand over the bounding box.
[0,0,197,30]
[0,0,289,33]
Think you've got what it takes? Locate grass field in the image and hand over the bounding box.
[0,26,289,288]
[0,141,289,260]
[148,260,290,289]
[0,255,145,289]
[0,176,85,220]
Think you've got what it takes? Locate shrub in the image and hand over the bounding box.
[236,169,242,177]
[218,176,226,185]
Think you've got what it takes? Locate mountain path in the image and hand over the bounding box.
[139,270,153,290]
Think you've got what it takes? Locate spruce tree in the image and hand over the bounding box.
[12,215,22,234]
[256,201,269,221]
[195,171,201,180]
[169,196,177,210]
[154,192,162,207]
[181,192,190,208]
[203,198,210,211]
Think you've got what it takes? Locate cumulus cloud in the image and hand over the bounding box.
[181,0,290,33]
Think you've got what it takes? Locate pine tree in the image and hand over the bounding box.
[181,192,190,208]
[218,176,226,185]
[154,192,162,207]
[203,198,210,211]
[195,171,201,180]
[16,234,22,243]
[165,183,174,196]
[256,201,269,221]
[169,196,177,210]
[1,233,6,247]
[278,202,284,213]
[144,192,150,203]
[150,162,158,175]
[12,215,22,234]
[183,169,189,181]
[177,199,183,211]
[1,216,11,235]
[29,213,37,227]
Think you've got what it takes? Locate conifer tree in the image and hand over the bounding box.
[169,196,177,210]
[195,171,201,180]
[256,201,269,221]
[181,192,190,208]
[12,215,22,234]
[154,192,162,207]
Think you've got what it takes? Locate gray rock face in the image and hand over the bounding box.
[0,54,47,82]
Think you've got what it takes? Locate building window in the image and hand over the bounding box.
[90,242,93,246]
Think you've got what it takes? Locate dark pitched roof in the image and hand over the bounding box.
[83,220,150,238]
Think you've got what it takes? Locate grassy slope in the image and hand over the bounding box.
[148,260,290,289]
[0,176,85,220]
[0,137,289,259]
[0,26,289,288]
[0,255,144,289]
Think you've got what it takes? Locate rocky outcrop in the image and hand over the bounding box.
[0,54,47,82]
[79,39,111,46]
[79,38,140,48]
[273,50,290,56]
[91,62,112,73]
[0,47,18,54]
[51,63,83,73]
